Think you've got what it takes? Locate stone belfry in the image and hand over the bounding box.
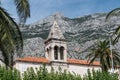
[44,21,67,62]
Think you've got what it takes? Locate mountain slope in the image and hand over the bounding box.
[21,12,120,59]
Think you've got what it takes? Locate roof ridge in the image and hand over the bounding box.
[16,57,100,66]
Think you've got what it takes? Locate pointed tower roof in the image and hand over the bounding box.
[47,21,65,40]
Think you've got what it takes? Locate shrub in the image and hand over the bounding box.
[0,65,119,80]
[22,65,82,80]
[83,69,119,80]
[0,66,21,80]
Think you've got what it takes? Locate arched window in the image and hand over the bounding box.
[47,48,49,58]
[54,46,58,60]
[60,46,64,60]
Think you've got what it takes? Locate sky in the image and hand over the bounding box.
[1,0,120,24]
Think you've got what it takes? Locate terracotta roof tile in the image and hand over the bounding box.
[67,59,100,66]
[16,57,100,66]
[16,57,50,63]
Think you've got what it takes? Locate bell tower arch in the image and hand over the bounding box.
[44,21,67,62]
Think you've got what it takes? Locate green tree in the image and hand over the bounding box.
[106,8,120,44]
[86,40,120,72]
[0,0,30,69]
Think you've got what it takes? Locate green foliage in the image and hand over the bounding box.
[83,69,118,80]
[0,65,119,80]
[22,65,82,80]
[0,66,21,80]
[22,66,118,80]
[86,39,120,72]
[0,0,30,68]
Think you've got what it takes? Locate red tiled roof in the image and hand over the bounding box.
[16,57,50,63]
[67,59,100,66]
[16,57,100,66]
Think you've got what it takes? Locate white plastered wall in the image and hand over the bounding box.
[68,64,100,76]
[0,60,5,66]
[15,61,100,76]
[15,62,51,74]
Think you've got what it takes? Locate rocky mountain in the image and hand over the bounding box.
[20,12,120,59]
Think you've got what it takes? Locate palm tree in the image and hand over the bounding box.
[86,40,120,72]
[106,8,120,44]
[0,0,30,69]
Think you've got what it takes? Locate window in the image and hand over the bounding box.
[46,48,49,58]
[60,47,64,60]
[47,48,49,54]
[54,46,58,60]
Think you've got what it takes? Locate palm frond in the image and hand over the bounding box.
[115,26,120,34]
[86,39,120,71]
[0,7,23,67]
[105,8,120,21]
[0,7,23,52]
[105,8,120,45]
[87,51,99,64]
[14,0,30,23]
[113,33,120,44]
[0,44,9,67]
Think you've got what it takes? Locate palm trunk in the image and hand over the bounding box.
[9,53,14,69]
[101,65,108,72]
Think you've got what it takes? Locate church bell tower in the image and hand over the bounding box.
[44,21,67,62]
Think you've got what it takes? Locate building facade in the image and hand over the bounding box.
[15,21,101,76]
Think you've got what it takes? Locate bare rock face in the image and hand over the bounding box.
[22,37,45,57]
[20,12,120,59]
